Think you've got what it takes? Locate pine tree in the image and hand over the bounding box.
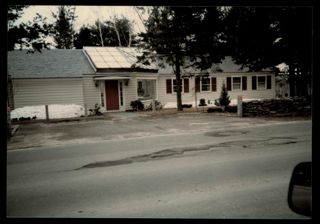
[215,82,230,111]
[52,6,76,49]
[8,6,53,52]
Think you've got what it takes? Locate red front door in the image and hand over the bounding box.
[105,80,119,111]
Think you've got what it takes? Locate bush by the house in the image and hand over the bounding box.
[207,107,224,113]
[225,105,237,112]
[207,105,237,113]
[130,100,144,111]
[145,100,163,111]
[199,98,207,106]
[89,103,103,116]
[182,104,192,108]
[18,117,31,121]
[215,82,230,111]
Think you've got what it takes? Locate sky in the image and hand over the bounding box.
[15,6,149,34]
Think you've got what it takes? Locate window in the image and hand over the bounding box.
[166,78,190,94]
[258,76,266,89]
[252,75,272,90]
[137,80,156,99]
[232,77,241,90]
[226,76,248,91]
[201,77,210,92]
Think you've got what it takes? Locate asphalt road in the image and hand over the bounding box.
[7,119,311,218]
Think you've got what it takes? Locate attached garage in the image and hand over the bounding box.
[8,49,94,110]
[12,78,84,108]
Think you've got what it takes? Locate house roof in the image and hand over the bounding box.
[8,49,95,79]
[158,56,273,74]
[83,46,158,71]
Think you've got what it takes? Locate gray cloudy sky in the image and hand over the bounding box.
[15,6,148,33]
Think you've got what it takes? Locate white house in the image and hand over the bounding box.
[8,47,276,112]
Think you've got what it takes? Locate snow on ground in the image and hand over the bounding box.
[10,104,85,120]
[163,99,262,109]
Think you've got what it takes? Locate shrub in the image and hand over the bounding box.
[199,98,207,106]
[130,100,144,111]
[215,82,230,109]
[225,105,237,112]
[89,103,102,116]
[207,107,224,113]
[182,104,192,108]
[145,100,163,111]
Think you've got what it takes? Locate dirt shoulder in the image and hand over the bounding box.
[7,110,311,151]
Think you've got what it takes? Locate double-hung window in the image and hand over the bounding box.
[195,76,216,92]
[201,77,211,92]
[252,75,272,90]
[137,79,156,99]
[258,76,266,89]
[226,76,248,91]
[232,77,241,90]
[166,78,189,94]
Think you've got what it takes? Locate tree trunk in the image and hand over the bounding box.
[288,64,296,97]
[98,19,104,47]
[175,53,183,111]
[113,18,122,47]
[128,31,132,47]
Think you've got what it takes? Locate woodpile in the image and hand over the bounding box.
[243,97,311,117]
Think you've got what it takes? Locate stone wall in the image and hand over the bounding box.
[243,97,311,117]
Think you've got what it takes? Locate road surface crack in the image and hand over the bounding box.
[76,136,299,170]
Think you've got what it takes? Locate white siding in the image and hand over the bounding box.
[82,76,100,109]
[12,78,84,108]
[125,77,138,110]
[157,73,276,107]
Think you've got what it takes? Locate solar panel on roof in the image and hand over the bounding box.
[84,47,157,69]
[94,62,108,67]
[99,52,109,56]
[119,62,132,67]
[96,48,108,52]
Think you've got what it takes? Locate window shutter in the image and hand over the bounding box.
[267,75,272,89]
[226,77,231,91]
[166,79,172,94]
[211,77,217,91]
[184,79,189,93]
[252,76,257,90]
[195,77,200,92]
[242,76,247,90]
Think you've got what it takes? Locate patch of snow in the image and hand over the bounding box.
[10,104,85,120]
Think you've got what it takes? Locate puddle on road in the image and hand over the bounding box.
[76,136,299,170]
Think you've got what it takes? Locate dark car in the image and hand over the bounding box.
[288,162,312,217]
